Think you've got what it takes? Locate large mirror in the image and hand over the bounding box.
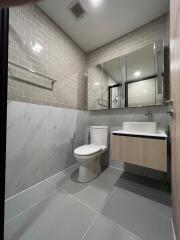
[88,64,109,110]
[88,56,126,110]
[126,40,164,107]
[88,40,165,110]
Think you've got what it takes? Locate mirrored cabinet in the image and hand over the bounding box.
[88,40,167,111]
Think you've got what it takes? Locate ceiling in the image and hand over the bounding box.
[38,0,169,53]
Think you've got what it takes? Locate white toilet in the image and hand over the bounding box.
[74,126,109,183]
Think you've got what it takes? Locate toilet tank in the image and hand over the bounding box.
[90,126,109,146]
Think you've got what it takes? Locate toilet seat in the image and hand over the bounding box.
[74,144,105,156]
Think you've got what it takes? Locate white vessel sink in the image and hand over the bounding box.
[123,122,157,133]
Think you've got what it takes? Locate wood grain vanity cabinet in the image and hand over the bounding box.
[111,134,167,172]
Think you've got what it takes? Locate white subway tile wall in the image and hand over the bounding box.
[8,4,87,110]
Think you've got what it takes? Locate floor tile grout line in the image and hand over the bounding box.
[80,214,100,240]
[60,188,99,214]
[114,186,172,222]
[5,163,79,202]
[100,213,144,240]
[44,166,172,222]
[5,189,57,225]
[99,186,117,212]
[58,173,118,214]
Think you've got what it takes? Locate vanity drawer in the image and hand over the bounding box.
[111,135,167,172]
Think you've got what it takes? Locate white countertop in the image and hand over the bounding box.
[112,129,167,138]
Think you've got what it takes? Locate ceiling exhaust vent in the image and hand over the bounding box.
[68,0,87,20]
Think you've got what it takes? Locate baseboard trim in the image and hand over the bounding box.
[171,218,177,240]
[5,163,78,202]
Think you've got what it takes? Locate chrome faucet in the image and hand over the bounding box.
[145,111,153,121]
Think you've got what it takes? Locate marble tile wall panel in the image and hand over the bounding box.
[5,101,87,199]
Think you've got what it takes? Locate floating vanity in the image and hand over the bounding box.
[111,122,168,172]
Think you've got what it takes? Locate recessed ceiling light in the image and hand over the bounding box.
[32,43,43,53]
[90,0,103,7]
[134,71,141,77]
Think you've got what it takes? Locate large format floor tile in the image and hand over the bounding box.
[101,167,123,182]
[5,167,173,240]
[102,187,173,240]
[61,173,116,211]
[48,166,122,212]
[5,180,56,223]
[4,190,97,240]
[83,214,142,240]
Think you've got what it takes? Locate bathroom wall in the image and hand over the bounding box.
[86,14,170,175]
[87,14,169,66]
[8,4,87,110]
[6,4,87,199]
[6,101,87,199]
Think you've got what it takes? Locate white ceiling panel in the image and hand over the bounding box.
[38,0,169,52]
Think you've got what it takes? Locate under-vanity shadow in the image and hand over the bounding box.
[115,171,171,207]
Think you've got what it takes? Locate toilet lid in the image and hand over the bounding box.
[74,145,104,156]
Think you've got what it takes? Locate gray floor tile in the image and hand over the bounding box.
[102,167,123,182]
[116,171,172,206]
[102,187,173,240]
[5,180,56,223]
[61,173,116,211]
[115,172,172,219]
[83,214,142,240]
[5,190,97,240]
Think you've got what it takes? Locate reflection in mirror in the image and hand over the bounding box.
[127,78,156,107]
[127,44,155,81]
[88,40,165,110]
[88,64,109,110]
[126,40,164,107]
[104,57,125,109]
[88,56,126,110]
